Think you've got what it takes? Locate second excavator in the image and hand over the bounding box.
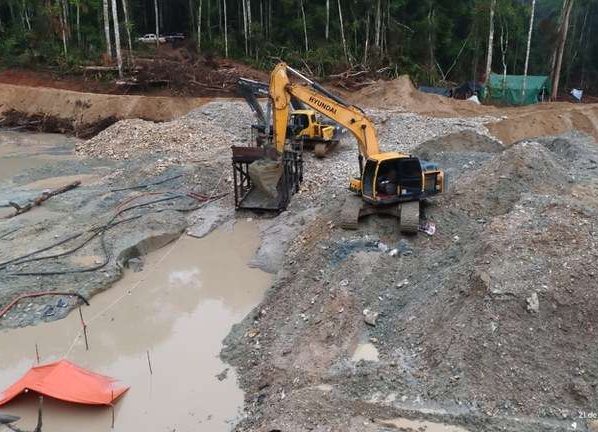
[237,77,341,157]
[232,62,445,233]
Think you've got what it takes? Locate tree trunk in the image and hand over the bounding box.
[241,0,248,55]
[428,4,435,81]
[22,0,31,31]
[551,0,575,100]
[218,0,222,33]
[198,0,202,51]
[154,0,160,48]
[500,22,508,80]
[300,0,308,51]
[337,0,349,64]
[111,0,123,78]
[103,0,112,59]
[58,0,68,58]
[188,0,195,39]
[522,0,536,98]
[8,0,15,23]
[223,0,228,57]
[374,0,381,48]
[246,0,252,38]
[76,0,80,45]
[121,0,133,63]
[207,0,211,40]
[325,0,329,40]
[363,10,370,64]
[485,0,496,82]
[260,0,263,36]
[62,0,70,37]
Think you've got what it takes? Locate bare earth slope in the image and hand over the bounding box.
[0,83,207,136]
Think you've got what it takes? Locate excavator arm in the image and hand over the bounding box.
[269,62,380,158]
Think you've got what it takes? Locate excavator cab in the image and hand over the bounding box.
[344,154,445,232]
[289,111,311,136]
[355,154,444,204]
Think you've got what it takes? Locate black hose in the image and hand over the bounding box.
[5,195,213,276]
[0,194,183,270]
[110,174,184,192]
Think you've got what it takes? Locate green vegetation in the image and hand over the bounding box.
[0,0,597,94]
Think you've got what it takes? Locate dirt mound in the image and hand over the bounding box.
[452,141,571,217]
[415,130,504,158]
[408,135,598,417]
[351,75,496,117]
[487,103,598,145]
[132,57,268,97]
[222,131,598,430]
[413,130,505,182]
[0,83,206,137]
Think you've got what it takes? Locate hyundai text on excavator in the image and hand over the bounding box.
[231,62,445,233]
[237,77,341,157]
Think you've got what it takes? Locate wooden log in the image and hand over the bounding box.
[5,181,81,219]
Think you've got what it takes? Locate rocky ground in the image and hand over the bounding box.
[3,92,598,431]
[0,137,230,329]
[222,130,598,432]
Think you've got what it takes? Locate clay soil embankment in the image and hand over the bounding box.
[0,83,208,137]
[353,75,598,145]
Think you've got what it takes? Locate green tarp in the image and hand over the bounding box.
[484,73,551,106]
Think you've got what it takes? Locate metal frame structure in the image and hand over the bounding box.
[232,144,303,212]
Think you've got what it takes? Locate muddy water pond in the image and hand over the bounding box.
[0,221,271,431]
[0,131,76,182]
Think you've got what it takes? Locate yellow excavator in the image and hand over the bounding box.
[232,62,445,233]
[237,77,340,157]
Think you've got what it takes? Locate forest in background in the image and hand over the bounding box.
[0,0,596,95]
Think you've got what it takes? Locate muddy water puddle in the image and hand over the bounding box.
[0,131,76,182]
[0,220,272,431]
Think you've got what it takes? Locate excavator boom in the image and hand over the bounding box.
[270,63,383,158]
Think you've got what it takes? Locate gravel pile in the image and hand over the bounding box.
[77,99,497,207]
[296,110,496,206]
[76,101,256,162]
[368,109,498,149]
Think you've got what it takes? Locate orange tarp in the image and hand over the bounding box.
[0,360,129,406]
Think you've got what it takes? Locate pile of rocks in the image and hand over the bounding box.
[76,101,256,162]
[296,111,497,206]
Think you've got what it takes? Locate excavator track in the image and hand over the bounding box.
[339,195,362,230]
[399,201,420,234]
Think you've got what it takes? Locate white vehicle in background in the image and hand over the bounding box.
[137,34,166,44]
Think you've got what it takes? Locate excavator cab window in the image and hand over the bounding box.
[291,114,309,130]
[376,158,423,199]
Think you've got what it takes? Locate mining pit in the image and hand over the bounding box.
[1,80,598,432]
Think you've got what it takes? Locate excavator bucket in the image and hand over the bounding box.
[232,145,303,212]
[248,159,283,199]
